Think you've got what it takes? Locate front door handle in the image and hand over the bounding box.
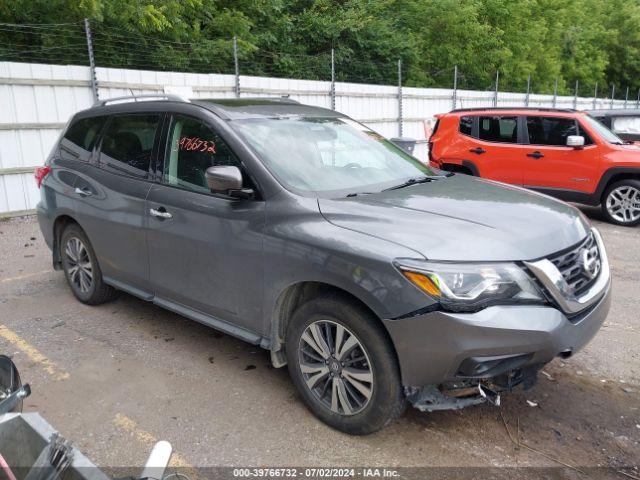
[469,147,486,154]
[150,207,172,219]
[74,187,93,197]
[527,151,544,159]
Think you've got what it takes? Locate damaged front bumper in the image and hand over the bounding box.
[383,275,612,412]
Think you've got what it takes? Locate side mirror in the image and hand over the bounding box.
[566,135,585,148]
[205,166,254,199]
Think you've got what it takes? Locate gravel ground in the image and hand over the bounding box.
[0,210,638,478]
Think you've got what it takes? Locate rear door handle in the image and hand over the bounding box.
[150,208,172,219]
[469,147,486,154]
[74,187,92,197]
[527,151,544,159]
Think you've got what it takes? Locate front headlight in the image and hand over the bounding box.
[396,259,545,312]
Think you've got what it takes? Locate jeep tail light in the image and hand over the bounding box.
[34,166,51,188]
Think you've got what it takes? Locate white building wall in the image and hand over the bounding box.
[0,60,632,215]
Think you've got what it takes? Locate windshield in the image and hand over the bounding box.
[584,114,625,144]
[232,116,438,195]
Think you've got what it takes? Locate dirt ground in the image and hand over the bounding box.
[0,210,638,478]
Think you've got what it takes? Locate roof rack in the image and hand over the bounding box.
[94,93,189,107]
[451,107,576,113]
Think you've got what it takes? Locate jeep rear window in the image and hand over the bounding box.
[479,116,517,143]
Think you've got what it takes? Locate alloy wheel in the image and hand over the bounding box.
[298,320,374,416]
[65,237,93,293]
[606,185,640,224]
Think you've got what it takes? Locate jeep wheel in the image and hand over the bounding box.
[60,224,118,305]
[602,179,640,226]
[286,294,405,435]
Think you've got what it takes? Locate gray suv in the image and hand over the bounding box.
[36,96,611,434]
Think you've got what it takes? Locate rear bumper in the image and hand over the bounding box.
[36,202,54,251]
[382,280,611,387]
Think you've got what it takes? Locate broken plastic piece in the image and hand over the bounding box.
[478,384,501,406]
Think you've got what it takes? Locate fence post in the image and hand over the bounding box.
[525,74,531,107]
[610,84,615,108]
[552,78,558,108]
[573,80,578,109]
[397,59,403,137]
[624,86,629,109]
[593,82,598,109]
[330,48,336,110]
[233,36,240,98]
[83,18,98,103]
[493,70,499,107]
[451,65,458,111]
[637,88,640,109]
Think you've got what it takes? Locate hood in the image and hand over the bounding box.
[318,174,590,261]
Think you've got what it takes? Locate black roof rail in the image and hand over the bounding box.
[94,93,189,107]
[451,107,576,113]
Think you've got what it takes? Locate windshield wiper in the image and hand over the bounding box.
[345,191,375,197]
[382,175,444,191]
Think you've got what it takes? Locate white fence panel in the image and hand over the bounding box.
[0,60,636,216]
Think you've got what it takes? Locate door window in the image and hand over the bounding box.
[164,115,242,193]
[527,117,578,146]
[100,114,160,176]
[479,116,518,143]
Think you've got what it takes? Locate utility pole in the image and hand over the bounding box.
[233,36,240,98]
[84,18,98,103]
[397,59,403,137]
[624,86,629,109]
[610,84,615,108]
[330,48,336,110]
[451,65,458,111]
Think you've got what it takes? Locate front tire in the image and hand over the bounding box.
[60,224,118,305]
[286,294,405,435]
[601,179,640,226]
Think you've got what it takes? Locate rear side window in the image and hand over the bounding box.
[164,114,243,193]
[64,117,105,151]
[99,114,160,176]
[459,116,473,136]
[527,117,577,146]
[479,116,517,143]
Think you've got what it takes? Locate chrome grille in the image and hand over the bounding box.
[548,233,601,296]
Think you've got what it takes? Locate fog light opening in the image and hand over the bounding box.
[558,349,573,359]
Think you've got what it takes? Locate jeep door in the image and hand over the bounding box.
[462,115,524,185]
[523,116,600,194]
[145,110,265,334]
[73,113,161,294]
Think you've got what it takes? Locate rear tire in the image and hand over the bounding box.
[601,179,640,226]
[60,224,118,305]
[285,293,405,435]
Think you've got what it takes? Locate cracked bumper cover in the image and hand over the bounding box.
[382,279,611,388]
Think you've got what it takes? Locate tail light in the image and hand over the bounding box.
[34,166,51,188]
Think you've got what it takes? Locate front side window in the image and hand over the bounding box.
[164,114,242,193]
[232,116,438,196]
[100,114,160,175]
[479,116,517,143]
[526,117,578,146]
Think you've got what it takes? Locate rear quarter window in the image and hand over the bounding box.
[60,116,106,160]
[459,116,473,136]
